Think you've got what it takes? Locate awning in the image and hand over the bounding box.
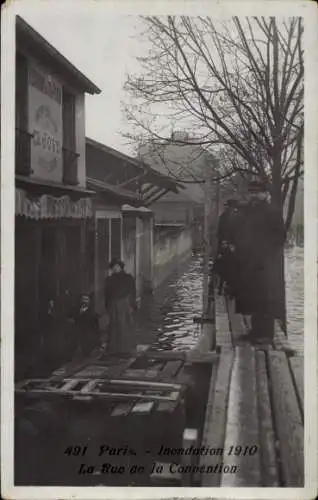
[86,138,184,207]
[122,204,153,217]
[15,188,92,219]
[87,177,143,206]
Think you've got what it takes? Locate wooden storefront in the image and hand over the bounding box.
[15,187,94,380]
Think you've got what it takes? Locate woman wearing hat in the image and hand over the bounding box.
[104,258,137,354]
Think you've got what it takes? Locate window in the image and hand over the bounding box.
[62,88,78,184]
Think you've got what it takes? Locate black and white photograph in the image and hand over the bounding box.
[1,1,317,498]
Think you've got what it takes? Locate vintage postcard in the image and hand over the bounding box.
[1,0,317,499]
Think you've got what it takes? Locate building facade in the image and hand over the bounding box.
[85,138,181,311]
[15,17,101,379]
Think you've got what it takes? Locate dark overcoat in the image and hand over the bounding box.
[104,271,137,354]
[214,208,239,289]
[233,199,286,319]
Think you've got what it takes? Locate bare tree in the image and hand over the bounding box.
[124,15,304,232]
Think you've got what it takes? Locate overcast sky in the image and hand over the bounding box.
[13,2,146,154]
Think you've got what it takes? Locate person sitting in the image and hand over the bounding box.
[68,292,100,357]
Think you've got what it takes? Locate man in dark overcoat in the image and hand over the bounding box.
[104,258,137,354]
[233,180,286,342]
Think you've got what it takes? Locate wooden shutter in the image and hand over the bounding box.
[16,52,31,175]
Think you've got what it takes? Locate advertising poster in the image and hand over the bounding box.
[28,63,63,182]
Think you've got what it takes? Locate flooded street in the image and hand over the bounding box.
[151,258,203,351]
[285,246,304,353]
[149,248,304,353]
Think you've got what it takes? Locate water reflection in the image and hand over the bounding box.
[151,258,203,351]
[152,248,304,354]
[285,246,304,353]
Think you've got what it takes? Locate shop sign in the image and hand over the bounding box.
[28,63,63,182]
[15,189,92,219]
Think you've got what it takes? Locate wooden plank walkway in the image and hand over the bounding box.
[200,347,233,486]
[221,345,261,486]
[200,345,304,486]
[216,295,296,353]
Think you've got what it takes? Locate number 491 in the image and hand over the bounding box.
[64,446,87,457]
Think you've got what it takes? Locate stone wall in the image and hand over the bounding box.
[153,225,193,288]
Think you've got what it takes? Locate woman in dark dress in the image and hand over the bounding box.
[104,258,137,355]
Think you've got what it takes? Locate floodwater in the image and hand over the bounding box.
[285,245,304,353]
[152,248,304,353]
[151,258,203,351]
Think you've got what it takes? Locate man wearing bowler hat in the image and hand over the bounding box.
[234,179,286,343]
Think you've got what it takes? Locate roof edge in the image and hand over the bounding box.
[16,16,101,95]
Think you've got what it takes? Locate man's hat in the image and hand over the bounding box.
[109,257,124,269]
[247,180,269,193]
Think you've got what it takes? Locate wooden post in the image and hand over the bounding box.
[181,428,198,486]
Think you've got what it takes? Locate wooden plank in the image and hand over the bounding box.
[52,354,136,381]
[21,388,181,403]
[144,351,186,361]
[60,379,80,391]
[194,321,216,352]
[156,400,178,413]
[106,360,136,378]
[221,345,261,487]
[186,351,219,364]
[226,298,247,345]
[288,356,304,417]
[108,379,183,390]
[72,365,109,378]
[158,360,183,380]
[131,401,154,414]
[122,369,149,378]
[181,428,198,486]
[110,402,133,417]
[268,350,304,486]
[81,380,98,393]
[215,295,232,347]
[200,347,233,486]
[143,370,163,379]
[255,350,279,486]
